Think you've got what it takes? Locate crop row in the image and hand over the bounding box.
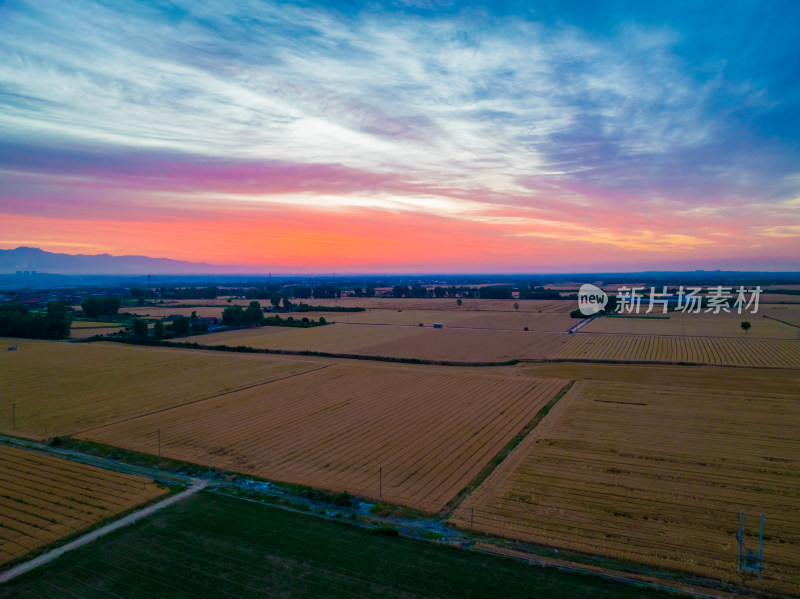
[82,364,566,512]
[555,333,800,367]
[452,381,800,596]
[0,339,325,439]
[0,445,166,567]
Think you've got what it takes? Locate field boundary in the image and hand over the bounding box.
[763,314,800,329]
[67,363,335,438]
[440,380,575,518]
[85,337,523,367]
[0,435,762,598]
[0,478,206,584]
[518,357,799,370]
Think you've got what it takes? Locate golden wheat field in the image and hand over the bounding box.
[179,323,571,362]
[308,309,574,331]
[583,310,798,339]
[451,380,800,596]
[126,306,227,319]
[68,326,126,339]
[0,339,328,439]
[0,444,166,567]
[519,362,800,395]
[555,332,800,367]
[79,364,566,513]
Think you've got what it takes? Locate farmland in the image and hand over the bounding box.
[301,308,573,331]
[0,444,166,567]
[0,339,328,438]
[583,308,799,339]
[0,492,669,599]
[451,380,800,596]
[555,332,800,367]
[519,362,800,395]
[80,364,566,512]
[176,323,571,361]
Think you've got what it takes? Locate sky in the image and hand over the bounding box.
[1,0,799,273]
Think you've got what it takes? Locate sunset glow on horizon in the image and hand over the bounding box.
[1,1,799,273]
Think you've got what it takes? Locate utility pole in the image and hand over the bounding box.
[470,507,474,540]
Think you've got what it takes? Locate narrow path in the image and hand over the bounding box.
[0,478,207,585]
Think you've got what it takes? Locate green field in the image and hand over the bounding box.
[0,492,671,598]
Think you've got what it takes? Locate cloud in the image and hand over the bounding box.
[0,0,798,270]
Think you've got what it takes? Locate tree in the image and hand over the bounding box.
[133,319,148,337]
[741,321,751,335]
[43,302,71,339]
[479,285,513,300]
[392,285,409,298]
[222,305,244,326]
[270,293,282,308]
[244,301,264,325]
[81,295,121,317]
[457,298,462,306]
[282,298,294,312]
[513,302,519,311]
[153,320,164,339]
[172,315,190,335]
[365,285,376,297]
[410,283,427,298]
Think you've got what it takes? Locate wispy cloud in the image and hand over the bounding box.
[0,0,798,270]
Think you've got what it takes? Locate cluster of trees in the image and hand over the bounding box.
[518,284,562,300]
[81,295,121,318]
[261,314,327,328]
[221,301,330,328]
[156,286,218,300]
[240,284,343,302]
[352,285,376,297]
[390,284,523,299]
[478,285,513,299]
[222,302,268,326]
[0,302,71,339]
[130,311,208,339]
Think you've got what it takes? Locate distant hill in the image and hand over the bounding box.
[0,247,243,275]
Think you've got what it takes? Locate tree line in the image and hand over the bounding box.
[0,302,72,339]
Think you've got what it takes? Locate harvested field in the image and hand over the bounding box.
[555,333,800,367]
[80,364,566,512]
[358,328,569,361]
[179,324,570,362]
[68,326,125,339]
[451,380,800,596]
[256,297,574,313]
[0,444,166,567]
[519,363,800,395]
[126,306,225,319]
[0,339,328,438]
[759,293,800,304]
[583,311,797,339]
[313,309,573,331]
[761,305,800,327]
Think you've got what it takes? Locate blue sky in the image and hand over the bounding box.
[1,0,798,271]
